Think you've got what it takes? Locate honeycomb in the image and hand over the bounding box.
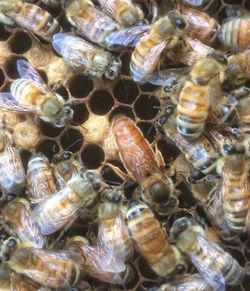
[0,0,250,290]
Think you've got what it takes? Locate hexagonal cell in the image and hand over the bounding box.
[89,90,114,115]
[81,144,105,169]
[0,24,11,41]
[72,103,89,125]
[54,84,69,101]
[68,74,93,98]
[177,182,197,209]
[134,94,160,120]
[60,128,84,152]
[8,31,32,54]
[120,52,132,76]
[109,105,135,121]
[39,120,64,138]
[113,80,139,104]
[137,122,156,143]
[36,139,60,162]
[0,69,5,87]
[19,150,32,172]
[5,56,27,79]
[157,139,180,164]
[101,160,125,186]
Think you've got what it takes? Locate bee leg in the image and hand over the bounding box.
[105,162,133,182]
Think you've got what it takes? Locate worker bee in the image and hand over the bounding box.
[158,273,214,291]
[0,60,73,128]
[130,11,187,82]
[126,200,187,277]
[27,153,57,203]
[52,33,122,80]
[97,0,144,27]
[176,55,228,140]
[32,172,101,235]
[217,153,250,235]
[0,1,61,42]
[98,200,134,261]
[217,17,250,50]
[171,217,245,289]
[0,129,25,195]
[1,198,45,248]
[52,151,82,189]
[0,237,84,288]
[110,115,178,216]
[65,235,135,285]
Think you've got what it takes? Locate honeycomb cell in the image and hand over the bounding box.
[109,105,135,121]
[138,257,158,280]
[0,24,11,41]
[81,144,105,169]
[20,150,32,172]
[134,94,160,120]
[120,52,132,76]
[60,128,84,152]
[101,161,125,186]
[0,69,5,87]
[89,90,114,115]
[140,82,159,93]
[37,69,48,84]
[177,182,197,209]
[39,120,64,138]
[157,139,180,164]
[54,84,69,101]
[5,56,27,79]
[137,122,156,143]
[8,31,32,54]
[113,80,139,104]
[68,74,93,98]
[36,139,60,162]
[72,103,89,125]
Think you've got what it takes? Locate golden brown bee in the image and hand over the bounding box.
[52,33,122,80]
[52,151,82,189]
[0,0,61,42]
[65,235,135,285]
[1,198,45,248]
[176,55,227,140]
[0,237,84,288]
[130,11,187,82]
[171,217,245,289]
[111,115,178,216]
[0,60,73,128]
[98,200,134,261]
[0,129,25,195]
[126,201,187,277]
[97,0,144,27]
[32,172,101,235]
[159,273,214,291]
[27,153,57,203]
[218,18,250,50]
[217,153,250,235]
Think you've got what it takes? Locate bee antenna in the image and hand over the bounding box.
[102,179,122,186]
[65,138,82,152]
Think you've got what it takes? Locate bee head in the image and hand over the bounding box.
[102,189,124,203]
[86,171,103,192]
[42,99,62,118]
[158,105,174,125]
[98,202,118,219]
[0,237,18,262]
[105,57,122,80]
[168,10,187,31]
[120,6,143,27]
[170,217,193,240]
[72,177,93,198]
[54,105,73,128]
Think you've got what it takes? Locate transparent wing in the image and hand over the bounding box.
[97,0,121,19]
[52,33,98,67]
[106,25,150,47]
[0,92,35,113]
[191,236,226,291]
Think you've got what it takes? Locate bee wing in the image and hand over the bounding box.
[191,236,226,291]
[0,137,25,193]
[0,92,35,113]
[97,0,123,20]
[52,33,97,68]
[32,185,79,235]
[106,25,150,47]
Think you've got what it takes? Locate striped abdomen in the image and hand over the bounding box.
[218,18,250,49]
[222,155,250,233]
[177,82,210,140]
[14,3,61,42]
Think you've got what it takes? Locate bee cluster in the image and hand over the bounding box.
[0,0,250,290]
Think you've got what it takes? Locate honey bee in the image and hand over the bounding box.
[218,17,250,50]
[130,11,187,82]
[27,153,57,203]
[176,55,228,140]
[126,201,187,277]
[217,153,250,235]
[97,0,144,27]
[159,273,214,291]
[0,263,11,291]
[111,115,178,216]
[32,172,101,235]
[0,237,84,288]
[171,217,245,289]
[52,33,122,80]
[0,129,25,195]
[0,1,61,42]
[0,60,73,128]
[65,235,135,285]
[1,198,45,248]
[52,151,82,189]
[98,200,134,261]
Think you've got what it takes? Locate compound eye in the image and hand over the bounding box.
[64,107,72,115]
[176,264,186,274]
[7,238,17,249]
[86,171,96,180]
[93,182,101,191]
[63,152,72,160]
[106,69,115,79]
[149,181,171,203]
[222,143,235,154]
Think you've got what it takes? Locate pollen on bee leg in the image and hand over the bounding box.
[13,119,42,150]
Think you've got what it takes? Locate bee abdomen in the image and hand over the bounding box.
[218,18,250,49]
